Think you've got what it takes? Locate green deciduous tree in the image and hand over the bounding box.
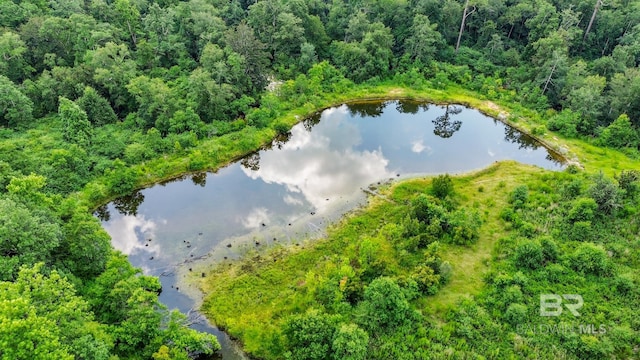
[59,97,93,148]
[224,21,269,93]
[85,42,138,113]
[331,323,368,360]
[283,311,336,360]
[404,14,443,64]
[0,265,98,360]
[0,198,61,281]
[0,31,32,83]
[608,68,640,127]
[0,75,34,128]
[77,86,118,126]
[356,277,414,332]
[588,172,622,216]
[600,114,639,149]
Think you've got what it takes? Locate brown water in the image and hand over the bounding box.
[98,100,563,358]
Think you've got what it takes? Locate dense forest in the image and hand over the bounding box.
[0,0,639,359]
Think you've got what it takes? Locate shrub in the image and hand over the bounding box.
[615,170,640,198]
[356,277,413,332]
[438,261,453,284]
[539,236,559,263]
[546,109,580,138]
[410,194,447,225]
[283,311,337,360]
[514,240,543,269]
[448,208,482,245]
[599,114,639,149]
[509,185,529,209]
[569,243,609,276]
[567,197,597,223]
[589,173,622,216]
[331,324,368,360]
[504,303,528,326]
[273,121,290,134]
[431,174,454,199]
[410,264,440,295]
[568,221,593,241]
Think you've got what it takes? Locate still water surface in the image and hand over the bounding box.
[98,101,563,358]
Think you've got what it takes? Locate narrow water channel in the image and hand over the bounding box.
[97,100,563,358]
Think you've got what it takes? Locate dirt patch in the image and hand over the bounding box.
[484,101,500,111]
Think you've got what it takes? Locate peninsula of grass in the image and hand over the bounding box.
[194,159,640,359]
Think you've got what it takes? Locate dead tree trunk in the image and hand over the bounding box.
[542,61,558,94]
[456,0,476,53]
[584,0,602,40]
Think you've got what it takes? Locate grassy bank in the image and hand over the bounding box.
[194,157,640,359]
[74,81,638,212]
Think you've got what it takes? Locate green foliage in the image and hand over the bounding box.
[104,159,138,196]
[569,243,610,276]
[514,240,544,269]
[356,277,414,332]
[76,86,118,126]
[448,208,482,245]
[615,170,640,198]
[283,311,336,360]
[2,0,640,358]
[588,172,622,216]
[504,303,528,326]
[431,173,454,199]
[509,185,529,209]
[567,197,598,223]
[331,324,368,360]
[59,97,93,148]
[546,109,580,138]
[0,264,112,360]
[600,114,639,149]
[0,198,61,281]
[410,194,446,225]
[0,75,34,128]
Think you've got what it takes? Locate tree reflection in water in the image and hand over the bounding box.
[191,172,207,187]
[113,191,145,216]
[348,101,387,118]
[240,152,261,171]
[432,105,463,138]
[94,204,110,222]
[396,100,429,114]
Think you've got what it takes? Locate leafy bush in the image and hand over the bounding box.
[539,236,560,263]
[273,121,290,134]
[615,170,640,198]
[546,109,580,138]
[410,264,440,295]
[567,197,597,223]
[514,240,543,269]
[356,277,414,332]
[283,311,337,360]
[448,208,482,245]
[569,243,610,276]
[331,324,368,360]
[599,114,639,149]
[431,174,454,199]
[589,173,622,216]
[509,185,529,209]
[504,303,528,326]
[410,194,447,224]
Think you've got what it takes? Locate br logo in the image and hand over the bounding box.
[539,294,583,317]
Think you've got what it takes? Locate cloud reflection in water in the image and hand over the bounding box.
[242,106,393,212]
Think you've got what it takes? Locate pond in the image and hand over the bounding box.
[97,100,564,358]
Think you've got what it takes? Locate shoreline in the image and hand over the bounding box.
[85,88,577,212]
